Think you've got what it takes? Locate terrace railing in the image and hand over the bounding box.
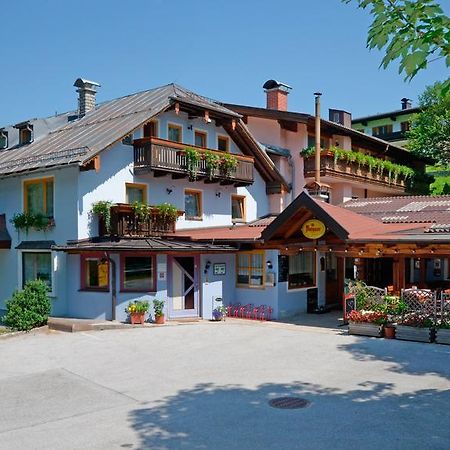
[133,137,254,186]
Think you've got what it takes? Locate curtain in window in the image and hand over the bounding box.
[288,252,314,289]
[27,183,44,214]
[127,187,144,204]
[22,252,52,289]
[185,192,200,218]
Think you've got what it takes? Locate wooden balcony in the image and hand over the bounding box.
[133,137,254,186]
[100,204,184,238]
[304,152,407,190]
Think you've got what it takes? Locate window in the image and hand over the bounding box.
[126,183,147,204]
[81,255,109,290]
[18,124,33,145]
[168,123,182,142]
[372,124,393,136]
[288,252,315,289]
[184,189,202,220]
[236,251,264,288]
[217,135,229,152]
[231,195,246,222]
[194,130,207,147]
[143,120,158,138]
[0,130,8,149]
[22,252,52,290]
[307,135,326,149]
[401,121,410,133]
[24,178,54,218]
[121,255,155,292]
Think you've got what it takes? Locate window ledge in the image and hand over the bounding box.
[78,288,110,293]
[185,217,203,221]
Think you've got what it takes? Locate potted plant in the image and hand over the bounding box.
[434,319,450,345]
[153,299,165,324]
[395,313,434,343]
[11,212,54,233]
[91,200,113,234]
[220,153,238,177]
[212,305,227,321]
[125,300,150,325]
[204,150,220,180]
[348,310,387,337]
[184,147,201,180]
[381,295,408,339]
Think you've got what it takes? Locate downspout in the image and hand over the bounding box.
[314,92,322,184]
[104,252,116,321]
[287,153,295,203]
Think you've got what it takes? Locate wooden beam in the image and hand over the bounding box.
[278,120,298,132]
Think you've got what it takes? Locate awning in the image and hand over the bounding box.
[16,240,55,250]
[53,237,237,253]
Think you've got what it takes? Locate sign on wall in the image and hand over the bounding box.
[213,263,226,275]
[301,219,326,240]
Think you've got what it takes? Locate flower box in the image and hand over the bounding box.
[348,322,383,338]
[395,325,434,343]
[435,328,450,345]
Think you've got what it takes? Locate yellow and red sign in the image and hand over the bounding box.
[301,219,326,239]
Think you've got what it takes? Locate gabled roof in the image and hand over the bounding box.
[352,107,421,124]
[262,192,431,244]
[0,84,240,177]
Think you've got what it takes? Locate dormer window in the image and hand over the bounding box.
[14,122,34,146]
[0,130,8,149]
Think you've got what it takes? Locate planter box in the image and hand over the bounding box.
[395,325,434,343]
[348,322,383,338]
[435,328,450,345]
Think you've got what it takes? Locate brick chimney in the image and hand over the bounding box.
[74,78,101,117]
[263,79,292,111]
[401,97,412,110]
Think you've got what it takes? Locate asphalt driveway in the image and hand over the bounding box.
[1,320,450,449]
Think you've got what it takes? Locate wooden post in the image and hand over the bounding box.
[393,257,406,294]
[337,256,345,310]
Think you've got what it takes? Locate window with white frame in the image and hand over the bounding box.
[22,252,52,290]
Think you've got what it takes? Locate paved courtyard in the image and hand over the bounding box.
[1,320,450,450]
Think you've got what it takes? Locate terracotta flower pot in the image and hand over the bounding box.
[130,312,145,325]
[384,325,396,339]
[155,314,165,325]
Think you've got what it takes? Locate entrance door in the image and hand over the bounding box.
[326,253,344,309]
[169,256,199,318]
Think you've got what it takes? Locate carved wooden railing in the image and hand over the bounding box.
[133,137,254,185]
[304,152,407,189]
[100,204,184,238]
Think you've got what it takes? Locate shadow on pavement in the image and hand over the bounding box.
[129,380,450,449]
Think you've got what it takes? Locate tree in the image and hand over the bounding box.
[407,81,450,164]
[344,0,450,93]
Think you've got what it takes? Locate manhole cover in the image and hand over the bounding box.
[268,397,311,409]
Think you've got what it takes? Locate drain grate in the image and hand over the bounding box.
[268,397,311,409]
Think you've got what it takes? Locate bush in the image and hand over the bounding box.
[2,280,51,331]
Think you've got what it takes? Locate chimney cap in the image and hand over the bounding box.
[74,78,101,90]
[263,79,292,92]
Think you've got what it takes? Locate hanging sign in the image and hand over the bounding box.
[301,219,326,240]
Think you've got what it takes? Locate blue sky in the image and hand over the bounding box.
[0,0,447,125]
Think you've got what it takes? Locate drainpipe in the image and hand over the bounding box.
[314,92,322,184]
[104,252,116,321]
[287,153,295,203]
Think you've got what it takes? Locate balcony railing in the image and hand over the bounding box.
[100,203,184,238]
[133,137,254,186]
[304,152,407,190]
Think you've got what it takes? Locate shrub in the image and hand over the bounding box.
[2,280,51,331]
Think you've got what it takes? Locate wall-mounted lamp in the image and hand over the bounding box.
[204,260,211,274]
[266,260,273,270]
[166,187,173,195]
[175,102,180,115]
[187,125,193,130]
[215,191,221,198]
[204,111,211,123]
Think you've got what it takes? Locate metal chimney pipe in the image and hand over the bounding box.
[314,92,322,184]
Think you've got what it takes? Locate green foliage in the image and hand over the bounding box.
[153,299,165,317]
[132,201,151,220]
[125,300,150,314]
[204,150,221,180]
[407,82,450,165]
[2,280,51,331]
[302,146,415,183]
[220,153,238,177]
[300,147,316,158]
[91,200,113,232]
[11,212,52,232]
[184,147,201,180]
[156,203,179,223]
[343,0,450,94]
